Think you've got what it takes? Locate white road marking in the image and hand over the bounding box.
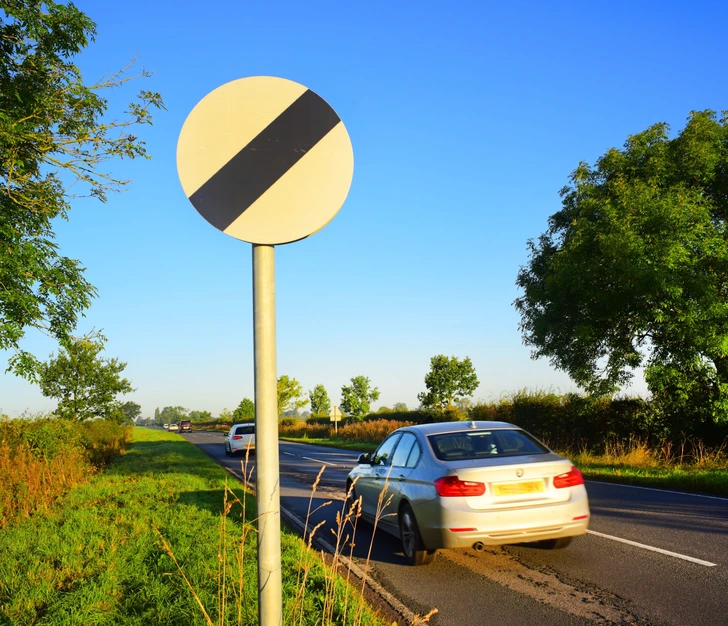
[586,480,728,502]
[281,451,353,468]
[587,530,717,567]
[282,451,338,466]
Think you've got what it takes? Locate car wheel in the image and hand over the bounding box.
[399,503,436,566]
[536,536,573,550]
[225,443,231,456]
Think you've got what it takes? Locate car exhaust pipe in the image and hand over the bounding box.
[472,542,485,552]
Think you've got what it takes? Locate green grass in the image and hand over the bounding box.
[0,428,387,626]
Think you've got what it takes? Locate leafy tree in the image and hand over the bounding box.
[0,1,164,378]
[154,407,160,424]
[393,402,408,412]
[189,409,212,422]
[219,408,233,423]
[277,375,307,416]
[233,398,255,422]
[418,355,479,410]
[308,384,331,417]
[37,333,133,420]
[515,111,728,425]
[340,376,380,420]
[159,406,188,424]
[120,400,141,423]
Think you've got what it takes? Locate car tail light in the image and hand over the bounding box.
[435,476,485,497]
[553,467,584,489]
[232,435,243,440]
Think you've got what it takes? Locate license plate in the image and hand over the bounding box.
[493,480,545,496]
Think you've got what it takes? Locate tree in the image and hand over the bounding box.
[234,398,255,422]
[277,375,307,416]
[515,111,728,425]
[120,401,141,423]
[37,333,133,420]
[0,1,164,378]
[189,409,213,422]
[393,402,408,412]
[219,408,233,423]
[308,384,331,417]
[154,407,160,424]
[340,376,380,420]
[417,355,479,410]
[159,406,188,424]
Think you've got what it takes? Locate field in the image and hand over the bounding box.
[0,427,388,626]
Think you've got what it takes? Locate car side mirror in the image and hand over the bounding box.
[358,453,370,464]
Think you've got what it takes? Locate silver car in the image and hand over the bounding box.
[225,423,256,456]
[346,421,590,565]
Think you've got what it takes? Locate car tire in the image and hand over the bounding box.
[225,444,231,456]
[536,536,573,550]
[399,503,436,566]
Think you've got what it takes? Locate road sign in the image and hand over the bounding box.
[177,76,353,626]
[177,76,354,245]
[329,405,342,422]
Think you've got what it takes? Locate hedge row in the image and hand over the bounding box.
[0,417,131,528]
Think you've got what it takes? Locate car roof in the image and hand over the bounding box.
[231,423,255,428]
[396,420,519,436]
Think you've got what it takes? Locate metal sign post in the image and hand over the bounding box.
[177,76,353,626]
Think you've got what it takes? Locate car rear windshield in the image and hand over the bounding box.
[180,421,190,426]
[427,429,549,461]
[235,425,255,435]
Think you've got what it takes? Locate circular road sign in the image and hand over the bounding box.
[177,76,354,245]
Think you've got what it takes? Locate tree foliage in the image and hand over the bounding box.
[308,384,331,417]
[233,398,255,422]
[119,400,141,423]
[340,375,380,420]
[37,333,133,420]
[189,409,212,422]
[417,355,479,410]
[277,375,307,416]
[159,406,188,424]
[0,1,164,377]
[515,111,728,423]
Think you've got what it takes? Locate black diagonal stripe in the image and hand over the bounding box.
[189,89,341,231]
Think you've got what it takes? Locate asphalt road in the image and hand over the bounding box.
[182,430,728,626]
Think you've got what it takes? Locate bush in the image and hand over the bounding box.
[0,416,130,528]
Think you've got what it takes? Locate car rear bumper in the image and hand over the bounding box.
[418,487,590,549]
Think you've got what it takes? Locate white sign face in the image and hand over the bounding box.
[329,405,342,422]
[177,76,354,245]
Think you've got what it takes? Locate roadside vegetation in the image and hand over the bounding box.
[275,389,728,498]
[0,416,131,529]
[0,427,390,626]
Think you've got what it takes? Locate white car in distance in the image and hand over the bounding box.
[225,423,256,457]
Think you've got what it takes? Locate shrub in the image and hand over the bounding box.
[0,416,130,528]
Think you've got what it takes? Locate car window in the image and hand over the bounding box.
[405,440,421,468]
[235,425,255,436]
[371,433,402,466]
[391,432,417,467]
[428,429,548,461]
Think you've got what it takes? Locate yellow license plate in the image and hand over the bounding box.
[493,480,545,496]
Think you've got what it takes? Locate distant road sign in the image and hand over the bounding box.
[177,76,354,245]
[329,405,342,422]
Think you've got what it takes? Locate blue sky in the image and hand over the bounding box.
[2,0,727,418]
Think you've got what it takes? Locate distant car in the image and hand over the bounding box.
[180,420,192,432]
[163,423,169,430]
[346,421,590,566]
[225,423,255,456]
[168,423,180,432]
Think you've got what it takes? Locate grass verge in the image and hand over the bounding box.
[0,428,388,625]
